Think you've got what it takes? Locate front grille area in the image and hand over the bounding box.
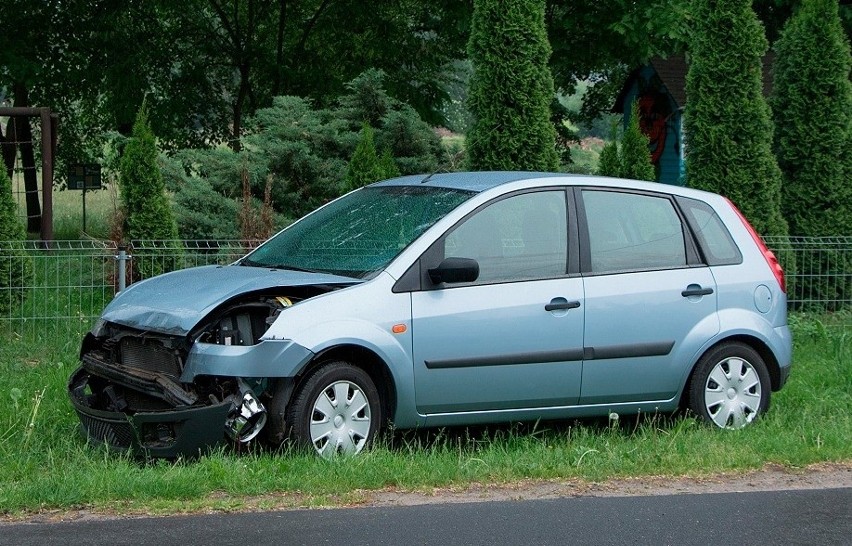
[76,410,136,449]
[120,337,182,378]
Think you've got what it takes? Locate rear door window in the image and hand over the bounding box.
[582,190,687,273]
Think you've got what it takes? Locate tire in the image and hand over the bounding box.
[688,342,771,429]
[287,361,381,457]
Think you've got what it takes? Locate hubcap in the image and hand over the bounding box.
[703,356,762,429]
[309,380,371,457]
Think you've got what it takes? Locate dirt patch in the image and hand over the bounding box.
[4,461,850,524]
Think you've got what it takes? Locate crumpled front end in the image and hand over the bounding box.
[68,367,233,458]
[68,287,329,458]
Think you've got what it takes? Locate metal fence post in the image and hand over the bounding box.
[117,245,128,292]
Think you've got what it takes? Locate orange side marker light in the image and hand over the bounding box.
[391,324,407,334]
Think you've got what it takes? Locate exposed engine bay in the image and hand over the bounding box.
[69,286,338,457]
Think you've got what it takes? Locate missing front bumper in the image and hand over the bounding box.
[68,367,231,458]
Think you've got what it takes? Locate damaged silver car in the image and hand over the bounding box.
[69,172,792,458]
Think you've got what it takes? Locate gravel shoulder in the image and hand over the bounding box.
[367,461,852,507]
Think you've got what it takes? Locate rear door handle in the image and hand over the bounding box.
[545,298,581,311]
[681,286,714,297]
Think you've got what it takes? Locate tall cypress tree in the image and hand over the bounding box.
[684,0,786,236]
[771,0,852,309]
[772,0,852,238]
[466,0,559,171]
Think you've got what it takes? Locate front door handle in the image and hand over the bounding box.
[545,298,581,311]
[681,285,714,297]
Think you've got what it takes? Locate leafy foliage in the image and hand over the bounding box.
[466,0,559,171]
[0,166,33,314]
[684,0,787,236]
[164,71,440,235]
[119,105,180,278]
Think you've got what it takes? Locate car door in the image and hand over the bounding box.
[410,189,585,415]
[577,188,720,404]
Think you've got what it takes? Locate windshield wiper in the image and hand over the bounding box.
[238,258,264,267]
[271,264,325,274]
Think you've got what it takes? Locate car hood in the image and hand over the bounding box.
[100,264,360,335]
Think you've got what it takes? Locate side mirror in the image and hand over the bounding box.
[428,257,479,285]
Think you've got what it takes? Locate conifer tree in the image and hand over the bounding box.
[684,0,786,236]
[0,167,33,314]
[466,0,559,171]
[771,0,852,308]
[596,120,620,177]
[119,103,180,278]
[345,122,386,190]
[772,0,852,238]
[619,101,656,181]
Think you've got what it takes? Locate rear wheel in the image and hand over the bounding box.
[688,342,771,429]
[287,361,381,457]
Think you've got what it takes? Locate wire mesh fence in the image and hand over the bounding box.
[765,236,852,311]
[1,237,849,341]
[1,239,261,341]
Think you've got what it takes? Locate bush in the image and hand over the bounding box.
[161,155,239,240]
[595,105,655,182]
[0,167,33,315]
[596,120,620,178]
[345,123,389,191]
[166,70,441,228]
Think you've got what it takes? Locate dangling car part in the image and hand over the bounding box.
[69,270,353,458]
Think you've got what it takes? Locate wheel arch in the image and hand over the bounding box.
[306,344,398,426]
[679,334,782,409]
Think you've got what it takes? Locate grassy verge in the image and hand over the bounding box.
[0,312,849,517]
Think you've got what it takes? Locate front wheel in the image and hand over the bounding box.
[688,342,771,429]
[287,361,381,457]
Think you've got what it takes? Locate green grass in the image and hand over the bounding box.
[12,172,116,240]
[1,304,849,517]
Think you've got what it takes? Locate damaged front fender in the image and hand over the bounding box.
[181,339,314,382]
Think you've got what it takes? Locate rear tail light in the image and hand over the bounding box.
[725,198,786,293]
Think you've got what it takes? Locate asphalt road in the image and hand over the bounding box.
[3,487,850,546]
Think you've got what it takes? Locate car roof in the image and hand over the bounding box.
[371,171,719,202]
[372,171,572,192]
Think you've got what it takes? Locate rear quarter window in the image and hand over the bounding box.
[676,196,742,266]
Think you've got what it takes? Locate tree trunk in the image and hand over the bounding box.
[273,0,288,96]
[1,118,16,180]
[11,82,42,232]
